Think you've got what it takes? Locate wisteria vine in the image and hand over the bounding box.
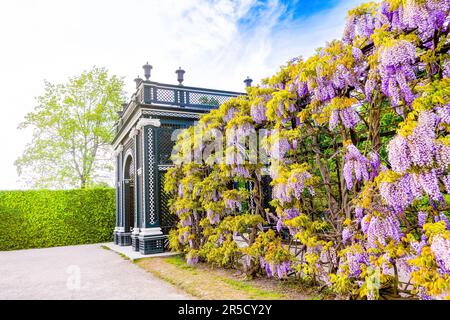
[165,0,450,300]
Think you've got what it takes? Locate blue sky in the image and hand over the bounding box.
[239,0,344,30]
[253,0,341,20]
[0,0,365,189]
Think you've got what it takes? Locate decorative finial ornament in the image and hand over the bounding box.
[134,76,142,89]
[143,62,153,80]
[244,76,253,87]
[175,67,185,85]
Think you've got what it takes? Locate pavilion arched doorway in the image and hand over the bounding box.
[123,155,135,233]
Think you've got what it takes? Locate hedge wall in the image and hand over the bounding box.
[0,188,115,251]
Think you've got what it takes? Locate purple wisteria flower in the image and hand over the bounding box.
[436,142,450,170]
[223,107,237,122]
[364,72,377,102]
[361,215,370,234]
[418,169,444,203]
[443,61,450,78]
[379,173,423,213]
[378,40,416,107]
[365,214,403,248]
[343,10,383,44]
[187,254,199,265]
[296,80,309,98]
[233,166,250,178]
[369,152,381,179]
[436,104,450,124]
[409,111,437,167]
[270,137,291,160]
[418,211,428,228]
[288,170,314,199]
[387,135,411,173]
[207,209,220,225]
[343,144,371,190]
[410,234,428,255]
[342,227,353,244]
[388,110,440,173]
[344,249,369,278]
[284,207,300,219]
[443,175,450,194]
[340,106,361,129]
[178,231,189,244]
[352,47,363,61]
[430,236,450,276]
[400,0,450,41]
[235,122,255,137]
[176,207,189,217]
[276,218,284,233]
[272,183,290,205]
[329,109,339,130]
[250,102,267,124]
[329,106,361,130]
[438,212,450,230]
[180,216,192,227]
[355,207,364,222]
[260,259,291,279]
[225,198,241,211]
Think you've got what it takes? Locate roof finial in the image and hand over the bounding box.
[143,62,153,80]
[175,67,185,85]
[244,76,253,87]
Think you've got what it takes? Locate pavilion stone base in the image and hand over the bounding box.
[138,230,166,254]
[131,233,140,251]
[115,232,132,246]
[137,227,165,254]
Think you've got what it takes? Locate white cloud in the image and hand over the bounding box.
[0,0,364,189]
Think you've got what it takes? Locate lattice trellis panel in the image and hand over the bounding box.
[129,161,135,180]
[262,175,275,221]
[187,91,230,106]
[157,128,177,165]
[154,88,175,103]
[158,171,178,235]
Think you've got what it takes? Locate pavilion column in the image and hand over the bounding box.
[113,144,129,245]
[136,118,165,254]
[129,127,141,251]
[113,150,120,244]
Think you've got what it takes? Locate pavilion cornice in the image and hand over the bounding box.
[113,80,245,142]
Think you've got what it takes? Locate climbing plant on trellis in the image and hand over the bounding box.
[164,0,450,300]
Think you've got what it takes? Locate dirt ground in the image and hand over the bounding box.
[135,255,334,300]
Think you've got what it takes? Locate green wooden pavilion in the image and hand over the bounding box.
[112,63,249,254]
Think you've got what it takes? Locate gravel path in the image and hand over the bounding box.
[0,244,192,300]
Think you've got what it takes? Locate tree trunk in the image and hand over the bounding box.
[369,99,381,153]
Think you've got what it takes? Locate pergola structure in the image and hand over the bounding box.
[112,63,249,255]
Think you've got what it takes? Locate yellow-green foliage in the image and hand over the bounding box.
[199,214,265,268]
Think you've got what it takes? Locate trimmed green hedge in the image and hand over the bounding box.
[0,188,115,250]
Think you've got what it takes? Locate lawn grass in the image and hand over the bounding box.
[219,277,285,299]
[134,254,307,300]
[164,255,196,270]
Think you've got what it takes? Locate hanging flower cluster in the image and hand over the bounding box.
[378,40,417,109]
[364,213,404,248]
[385,0,450,42]
[343,2,386,43]
[271,163,317,205]
[343,143,377,190]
